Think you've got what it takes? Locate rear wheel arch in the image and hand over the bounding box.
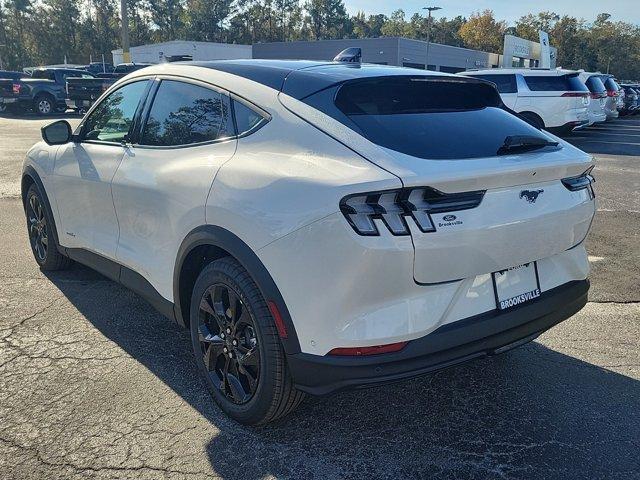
[519,111,545,129]
[174,225,301,354]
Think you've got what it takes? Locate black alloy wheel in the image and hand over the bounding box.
[197,283,260,404]
[24,183,72,271]
[27,192,49,262]
[190,257,305,425]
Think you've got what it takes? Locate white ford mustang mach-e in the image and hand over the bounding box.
[22,59,596,425]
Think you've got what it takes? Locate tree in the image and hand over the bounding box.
[305,0,349,40]
[145,0,185,41]
[380,9,408,37]
[458,9,506,52]
[185,0,235,42]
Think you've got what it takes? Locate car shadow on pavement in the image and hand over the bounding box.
[44,265,640,480]
[564,117,640,156]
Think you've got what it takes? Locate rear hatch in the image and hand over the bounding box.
[521,72,590,116]
[585,76,607,113]
[601,76,622,111]
[282,70,595,284]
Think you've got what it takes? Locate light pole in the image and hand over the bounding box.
[120,0,131,63]
[423,6,442,70]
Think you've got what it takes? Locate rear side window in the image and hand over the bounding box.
[233,100,267,136]
[31,70,55,80]
[524,75,588,92]
[467,74,517,94]
[585,76,606,94]
[140,80,233,147]
[305,76,554,160]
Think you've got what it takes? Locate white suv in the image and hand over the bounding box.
[578,72,608,124]
[23,61,596,425]
[461,68,591,133]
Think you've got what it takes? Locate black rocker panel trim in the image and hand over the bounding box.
[64,247,176,322]
[173,225,301,354]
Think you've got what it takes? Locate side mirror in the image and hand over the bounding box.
[41,120,72,145]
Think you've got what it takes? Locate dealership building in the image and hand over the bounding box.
[112,40,251,64]
[110,36,556,73]
[253,37,502,73]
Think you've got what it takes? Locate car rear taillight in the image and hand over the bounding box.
[12,83,21,94]
[561,92,589,98]
[606,91,618,97]
[562,167,595,199]
[340,187,485,236]
[328,341,408,356]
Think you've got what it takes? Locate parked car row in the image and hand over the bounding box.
[0,63,151,115]
[459,69,638,134]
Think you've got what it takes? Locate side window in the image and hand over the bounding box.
[470,75,517,94]
[233,100,267,136]
[81,80,148,143]
[140,80,232,147]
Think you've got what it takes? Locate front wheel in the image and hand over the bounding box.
[190,257,304,425]
[25,183,72,270]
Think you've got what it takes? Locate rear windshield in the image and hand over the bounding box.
[31,70,55,80]
[524,74,588,92]
[602,77,620,92]
[585,76,606,94]
[303,76,556,160]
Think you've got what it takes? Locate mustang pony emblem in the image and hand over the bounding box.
[520,189,544,203]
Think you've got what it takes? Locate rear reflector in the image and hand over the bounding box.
[328,341,408,356]
[267,301,288,339]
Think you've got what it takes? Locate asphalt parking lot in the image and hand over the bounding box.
[0,113,638,480]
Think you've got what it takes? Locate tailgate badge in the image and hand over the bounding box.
[520,189,544,203]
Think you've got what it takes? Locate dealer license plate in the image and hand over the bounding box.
[492,262,541,310]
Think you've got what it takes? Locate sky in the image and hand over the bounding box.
[343,0,640,26]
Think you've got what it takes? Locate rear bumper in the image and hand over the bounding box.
[287,279,589,395]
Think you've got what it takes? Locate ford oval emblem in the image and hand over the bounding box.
[442,214,457,222]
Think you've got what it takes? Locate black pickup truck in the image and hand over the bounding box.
[66,63,152,113]
[0,70,26,114]
[0,67,95,115]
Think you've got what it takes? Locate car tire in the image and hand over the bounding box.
[519,111,545,130]
[25,183,72,271]
[190,257,305,425]
[33,94,55,116]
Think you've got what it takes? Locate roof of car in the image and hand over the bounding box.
[464,68,579,76]
[186,59,457,99]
